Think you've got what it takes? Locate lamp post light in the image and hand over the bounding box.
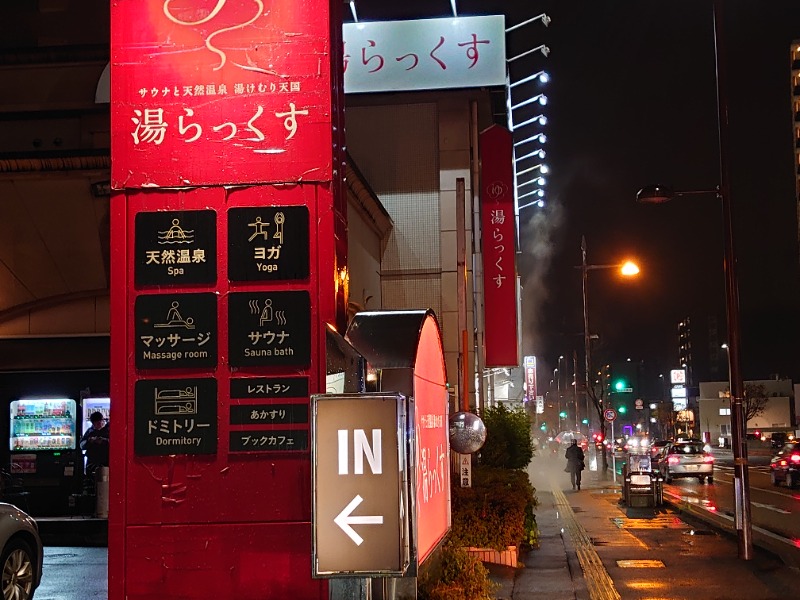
[579,235,639,473]
[516,149,545,163]
[507,44,550,63]
[510,93,547,111]
[517,176,547,191]
[512,114,547,131]
[516,148,548,164]
[506,14,551,34]
[514,133,546,149]
[518,198,545,210]
[516,162,549,175]
[635,1,752,560]
[509,70,549,89]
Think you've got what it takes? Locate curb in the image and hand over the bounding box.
[662,490,800,568]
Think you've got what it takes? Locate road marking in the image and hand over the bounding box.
[751,501,791,514]
[611,515,688,530]
[553,486,622,600]
[334,494,384,546]
[616,559,665,568]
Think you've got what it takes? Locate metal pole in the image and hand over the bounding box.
[581,236,591,436]
[573,351,579,431]
[713,0,752,560]
[556,360,563,429]
[611,420,616,484]
[456,177,469,413]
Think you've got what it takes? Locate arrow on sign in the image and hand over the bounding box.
[334,494,384,546]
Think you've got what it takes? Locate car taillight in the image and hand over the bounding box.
[667,456,680,465]
[703,455,715,463]
[790,453,800,463]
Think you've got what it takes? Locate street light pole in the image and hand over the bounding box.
[581,236,591,437]
[576,242,639,474]
[713,0,753,560]
[633,0,753,562]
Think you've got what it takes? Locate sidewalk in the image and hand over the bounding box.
[489,456,798,600]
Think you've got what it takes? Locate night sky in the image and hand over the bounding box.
[347,1,800,383]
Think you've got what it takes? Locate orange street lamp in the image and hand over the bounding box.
[580,236,639,473]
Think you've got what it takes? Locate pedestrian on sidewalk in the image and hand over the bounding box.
[565,439,585,490]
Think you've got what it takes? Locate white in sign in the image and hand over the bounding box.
[336,429,384,545]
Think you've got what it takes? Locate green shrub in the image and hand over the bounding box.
[449,465,537,551]
[418,544,498,600]
[479,404,533,469]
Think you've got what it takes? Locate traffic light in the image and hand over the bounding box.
[559,411,567,418]
[614,378,628,392]
[618,405,627,414]
[540,423,547,431]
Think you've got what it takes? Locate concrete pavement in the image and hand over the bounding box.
[490,455,799,599]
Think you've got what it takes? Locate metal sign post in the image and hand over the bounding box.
[611,421,616,483]
[604,408,618,483]
[312,393,410,578]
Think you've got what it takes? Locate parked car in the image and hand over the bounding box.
[770,440,800,488]
[658,440,714,484]
[0,502,42,600]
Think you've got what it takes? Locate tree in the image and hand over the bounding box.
[743,383,769,424]
[479,404,533,469]
[585,365,610,474]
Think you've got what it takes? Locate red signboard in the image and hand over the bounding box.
[109,1,342,599]
[414,314,451,564]
[480,125,519,367]
[111,0,334,188]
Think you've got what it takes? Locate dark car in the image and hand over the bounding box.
[770,432,788,450]
[649,439,672,459]
[649,440,672,471]
[770,440,800,488]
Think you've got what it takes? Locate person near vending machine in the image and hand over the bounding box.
[80,412,110,482]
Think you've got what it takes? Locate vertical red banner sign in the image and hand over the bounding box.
[109,2,341,599]
[479,125,519,368]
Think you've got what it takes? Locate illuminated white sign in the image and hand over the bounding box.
[343,16,506,94]
[670,369,686,385]
[524,355,537,403]
[670,385,687,399]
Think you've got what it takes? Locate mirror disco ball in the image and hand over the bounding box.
[449,411,486,454]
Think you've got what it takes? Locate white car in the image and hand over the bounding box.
[0,503,42,600]
[659,441,714,484]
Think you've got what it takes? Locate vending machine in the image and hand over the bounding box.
[8,397,79,515]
